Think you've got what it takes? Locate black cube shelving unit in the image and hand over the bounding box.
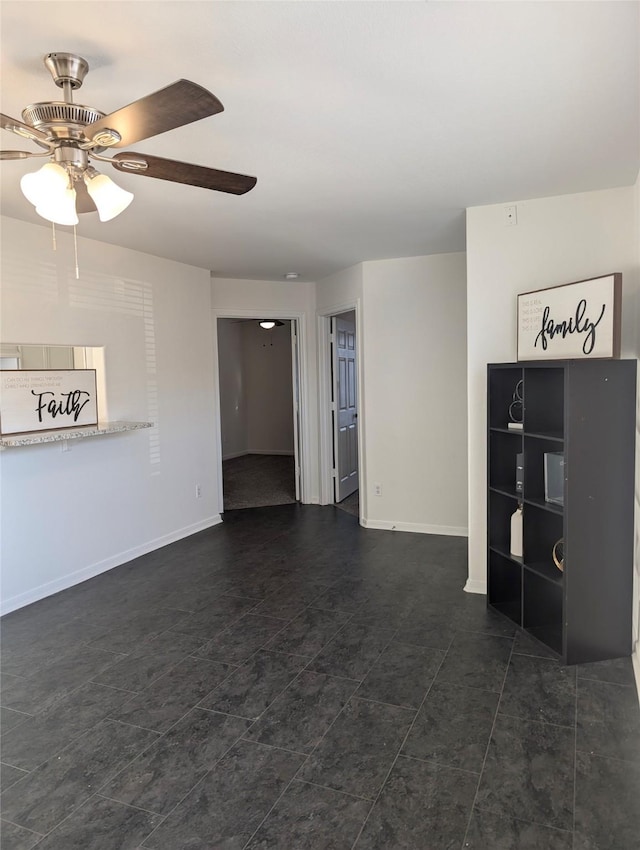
[487,359,636,665]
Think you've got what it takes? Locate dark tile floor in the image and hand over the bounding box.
[222,454,296,510]
[1,504,639,849]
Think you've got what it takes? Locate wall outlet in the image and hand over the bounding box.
[195,484,202,498]
[374,483,382,496]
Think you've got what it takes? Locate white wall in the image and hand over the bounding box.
[211,276,319,502]
[211,277,316,315]
[217,319,247,459]
[316,264,364,314]
[0,217,220,614]
[360,253,468,535]
[465,185,639,621]
[243,321,294,455]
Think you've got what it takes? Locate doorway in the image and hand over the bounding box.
[330,310,359,516]
[216,317,302,511]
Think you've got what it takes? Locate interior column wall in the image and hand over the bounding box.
[360,253,468,535]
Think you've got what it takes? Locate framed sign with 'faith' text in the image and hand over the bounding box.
[517,273,622,361]
[0,370,98,436]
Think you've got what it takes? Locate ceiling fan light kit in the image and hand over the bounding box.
[20,162,79,226]
[20,161,68,206]
[37,186,79,227]
[83,168,133,222]
[2,51,256,230]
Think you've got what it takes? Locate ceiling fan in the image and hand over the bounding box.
[0,52,257,225]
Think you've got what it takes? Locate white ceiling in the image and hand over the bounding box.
[1,1,638,282]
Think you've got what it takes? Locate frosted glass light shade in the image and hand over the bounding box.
[259,321,276,329]
[85,172,133,221]
[36,186,79,226]
[20,162,69,206]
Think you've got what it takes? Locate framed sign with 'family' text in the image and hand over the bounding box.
[0,370,98,436]
[517,273,621,361]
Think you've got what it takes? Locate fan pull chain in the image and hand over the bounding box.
[73,225,80,279]
[52,222,57,251]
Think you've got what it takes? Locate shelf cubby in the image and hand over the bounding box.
[523,502,564,582]
[488,549,522,627]
[489,431,522,495]
[489,490,519,554]
[523,366,564,436]
[523,435,565,509]
[488,366,522,430]
[523,569,563,656]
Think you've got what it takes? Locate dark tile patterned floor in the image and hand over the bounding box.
[1,504,638,849]
[222,454,296,510]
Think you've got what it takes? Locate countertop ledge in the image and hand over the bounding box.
[0,421,153,447]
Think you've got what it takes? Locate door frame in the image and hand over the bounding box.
[212,308,310,510]
[317,299,365,519]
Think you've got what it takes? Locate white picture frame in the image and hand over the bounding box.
[0,369,98,436]
[517,273,621,361]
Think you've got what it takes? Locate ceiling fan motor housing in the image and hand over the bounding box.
[22,102,105,140]
[52,142,89,174]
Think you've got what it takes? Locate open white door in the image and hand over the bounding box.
[331,312,358,502]
[291,319,302,501]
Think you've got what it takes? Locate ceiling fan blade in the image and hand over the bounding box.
[0,150,41,160]
[111,152,257,195]
[84,81,224,148]
[1,112,50,144]
[74,179,98,214]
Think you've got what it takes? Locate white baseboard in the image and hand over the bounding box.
[633,645,640,705]
[464,577,487,594]
[1,515,223,616]
[361,518,468,537]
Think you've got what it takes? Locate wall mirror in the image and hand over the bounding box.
[1,344,93,370]
[0,344,108,420]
